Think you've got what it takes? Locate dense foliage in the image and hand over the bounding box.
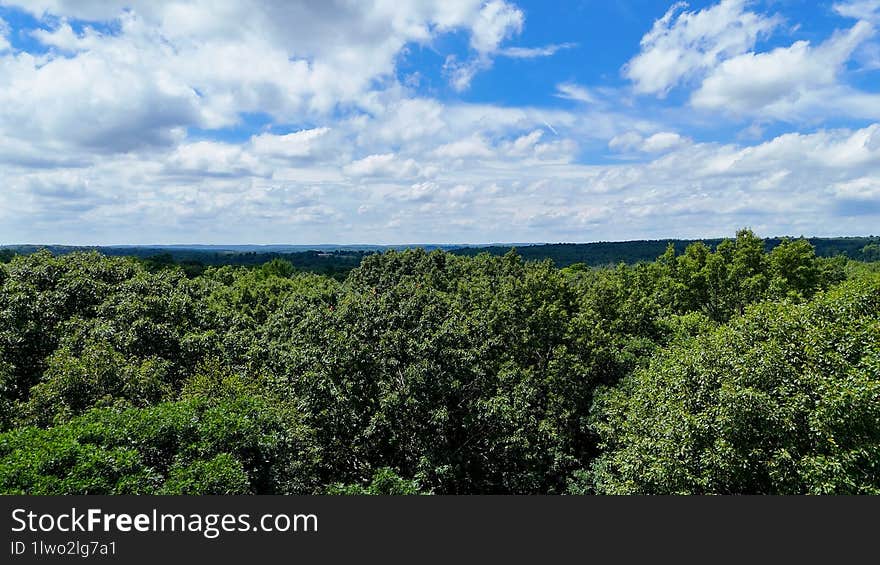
[0,230,876,494]
[588,275,880,494]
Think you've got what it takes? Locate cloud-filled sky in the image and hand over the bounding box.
[1,0,879,244]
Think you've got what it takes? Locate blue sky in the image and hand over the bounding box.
[0,0,879,244]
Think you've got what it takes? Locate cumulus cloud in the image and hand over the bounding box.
[0,0,529,148]
[610,131,691,153]
[343,153,424,179]
[0,40,202,153]
[833,176,880,199]
[433,135,496,159]
[622,0,880,124]
[729,124,880,169]
[443,0,525,90]
[166,141,265,177]
[499,130,578,161]
[692,21,876,118]
[1,0,879,245]
[363,98,447,146]
[4,118,880,244]
[624,0,781,96]
[250,128,333,160]
[469,0,524,54]
[30,20,103,51]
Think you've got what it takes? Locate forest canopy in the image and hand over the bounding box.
[0,230,878,495]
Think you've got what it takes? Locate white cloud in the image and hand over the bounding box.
[0,0,529,147]
[364,98,447,146]
[395,181,442,202]
[507,130,544,154]
[0,18,11,52]
[469,0,524,54]
[755,169,790,190]
[499,130,577,161]
[642,132,690,152]
[692,21,876,118]
[250,128,333,160]
[624,0,781,96]
[610,131,690,153]
[735,124,880,169]
[499,42,576,58]
[442,0,525,90]
[623,1,880,123]
[2,1,880,245]
[443,54,489,92]
[4,119,880,244]
[832,176,880,199]
[608,132,644,152]
[0,43,201,153]
[433,135,495,159]
[834,0,880,22]
[554,82,597,104]
[30,20,104,51]
[344,153,423,179]
[166,141,264,177]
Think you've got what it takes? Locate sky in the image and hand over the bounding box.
[0,0,879,245]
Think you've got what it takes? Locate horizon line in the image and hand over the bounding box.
[2,233,878,249]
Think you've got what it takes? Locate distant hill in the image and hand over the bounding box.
[2,236,878,275]
[448,237,880,267]
[0,246,376,279]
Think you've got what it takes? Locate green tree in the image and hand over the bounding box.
[767,238,821,299]
[21,341,173,426]
[589,273,880,494]
[860,243,880,262]
[263,250,602,493]
[326,467,424,495]
[0,395,317,495]
[0,252,140,404]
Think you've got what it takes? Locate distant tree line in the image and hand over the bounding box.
[2,235,878,276]
[450,236,880,267]
[0,230,878,494]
